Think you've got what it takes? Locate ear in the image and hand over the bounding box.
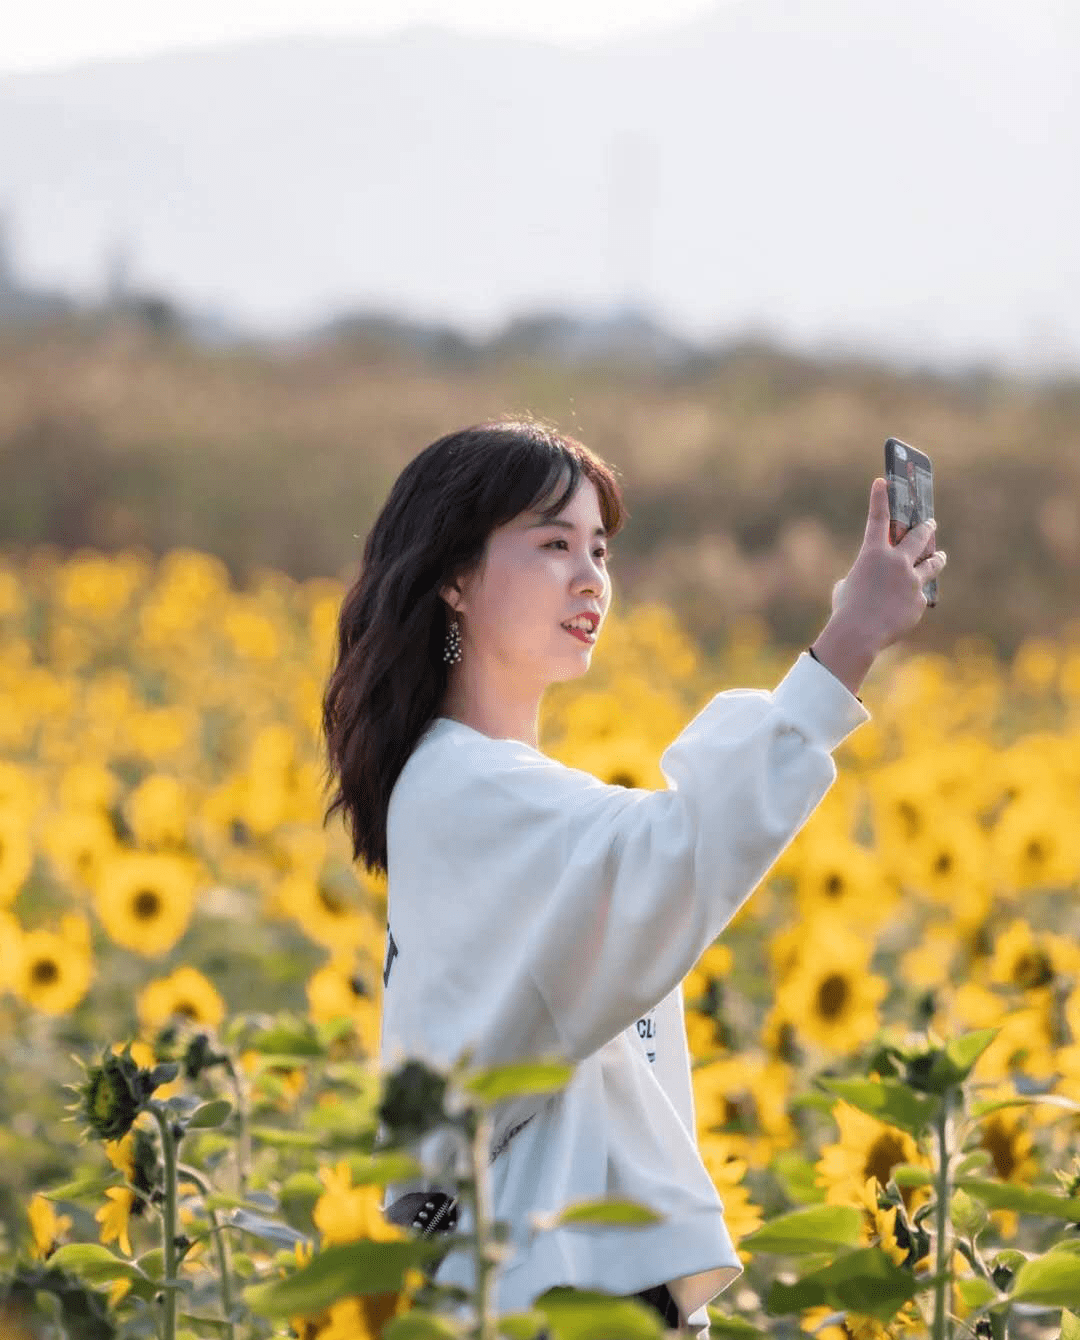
[438,582,462,614]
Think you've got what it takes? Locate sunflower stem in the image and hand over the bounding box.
[933,1096,952,1340]
[465,1108,497,1340]
[149,1102,179,1340]
[223,1057,252,1197]
[208,1208,237,1339]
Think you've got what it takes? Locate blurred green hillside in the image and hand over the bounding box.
[3,314,1079,659]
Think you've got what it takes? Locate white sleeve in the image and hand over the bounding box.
[437,651,869,1067]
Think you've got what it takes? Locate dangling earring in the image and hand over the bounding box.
[443,613,462,665]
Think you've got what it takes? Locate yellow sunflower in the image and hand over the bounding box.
[990,793,1074,893]
[793,834,891,927]
[553,731,666,790]
[971,1082,1040,1240]
[313,1161,408,1246]
[773,921,888,1054]
[0,812,33,907]
[692,1053,773,1168]
[40,806,120,895]
[814,1101,932,1219]
[987,917,1080,991]
[137,965,226,1033]
[12,914,93,1015]
[28,1192,73,1260]
[93,850,198,956]
[124,773,192,850]
[95,1186,135,1256]
[0,908,23,992]
[698,1131,764,1252]
[274,869,374,953]
[57,760,121,814]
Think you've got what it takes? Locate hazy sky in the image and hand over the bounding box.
[1,0,721,72]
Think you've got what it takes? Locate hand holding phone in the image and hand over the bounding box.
[814,445,947,696]
[884,437,938,606]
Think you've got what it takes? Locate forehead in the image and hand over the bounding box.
[521,478,605,531]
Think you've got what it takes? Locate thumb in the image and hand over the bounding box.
[864,476,890,546]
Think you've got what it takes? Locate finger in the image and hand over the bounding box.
[896,517,937,561]
[864,477,890,547]
[915,549,947,575]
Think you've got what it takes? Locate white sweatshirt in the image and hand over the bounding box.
[377,650,870,1334]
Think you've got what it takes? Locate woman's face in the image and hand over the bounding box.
[443,475,612,693]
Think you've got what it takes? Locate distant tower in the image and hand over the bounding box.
[605,128,660,312]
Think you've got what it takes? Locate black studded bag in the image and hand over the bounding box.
[382,1110,539,1249]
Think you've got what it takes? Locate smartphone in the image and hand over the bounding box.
[884,437,937,606]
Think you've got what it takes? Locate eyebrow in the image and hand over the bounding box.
[526,517,608,537]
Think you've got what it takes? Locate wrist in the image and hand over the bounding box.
[809,617,878,699]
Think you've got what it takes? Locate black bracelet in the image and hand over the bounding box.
[806,645,863,705]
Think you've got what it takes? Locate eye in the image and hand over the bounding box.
[545,539,608,560]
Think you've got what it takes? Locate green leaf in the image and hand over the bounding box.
[549,1198,664,1229]
[381,1309,467,1339]
[248,1017,324,1056]
[459,1059,574,1105]
[704,1311,771,1337]
[954,1150,993,1176]
[535,1286,666,1340]
[770,1152,827,1204]
[345,1152,425,1186]
[949,1188,989,1238]
[226,1207,311,1246]
[955,1277,998,1309]
[41,1173,118,1201]
[765,1247,920,1322]
[1061,1309,1080,1340]
[46,1243,144,1284]
[249,1124,322,1148]
[316,1015,359,1047]
[204,1191,279,1213]
[890,1164,934,1187]
[740,1206,863,1255]
[187,1099,233,1129]
[494,1310,550,1340]
[970,1093,1080,1118]
[956,1178,1080,1220]
[277,1171,326,1233]
[816,1077,939,1136]
[243,1239,442,1317]
[137,1248,165,1281]
[178,1315,235,1338]
[1010,1251,1080,1306]
[943,1030,999,1080]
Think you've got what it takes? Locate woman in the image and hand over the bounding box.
[321,415,946,1335]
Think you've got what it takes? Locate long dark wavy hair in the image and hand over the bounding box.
[320,414,628,878]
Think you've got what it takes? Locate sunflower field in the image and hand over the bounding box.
[1,545,1078,1340]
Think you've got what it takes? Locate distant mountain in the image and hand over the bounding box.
[0,0,1076,372]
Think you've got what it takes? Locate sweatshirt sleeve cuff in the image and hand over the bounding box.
[772,650,872,753]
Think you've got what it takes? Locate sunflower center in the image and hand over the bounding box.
[824,873,845,898]
[175,1000,200,1020]
[816,973,850,1019]
[863,1132,909,1189]
[1012,950,1053,990]
[897,799,922,839]
[933,850,953,874]
[981,1117,1017,1179]
[317,887,348,916]
[132,889,162,920]
[1025,837,1046,864]
[31,957,60,986]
